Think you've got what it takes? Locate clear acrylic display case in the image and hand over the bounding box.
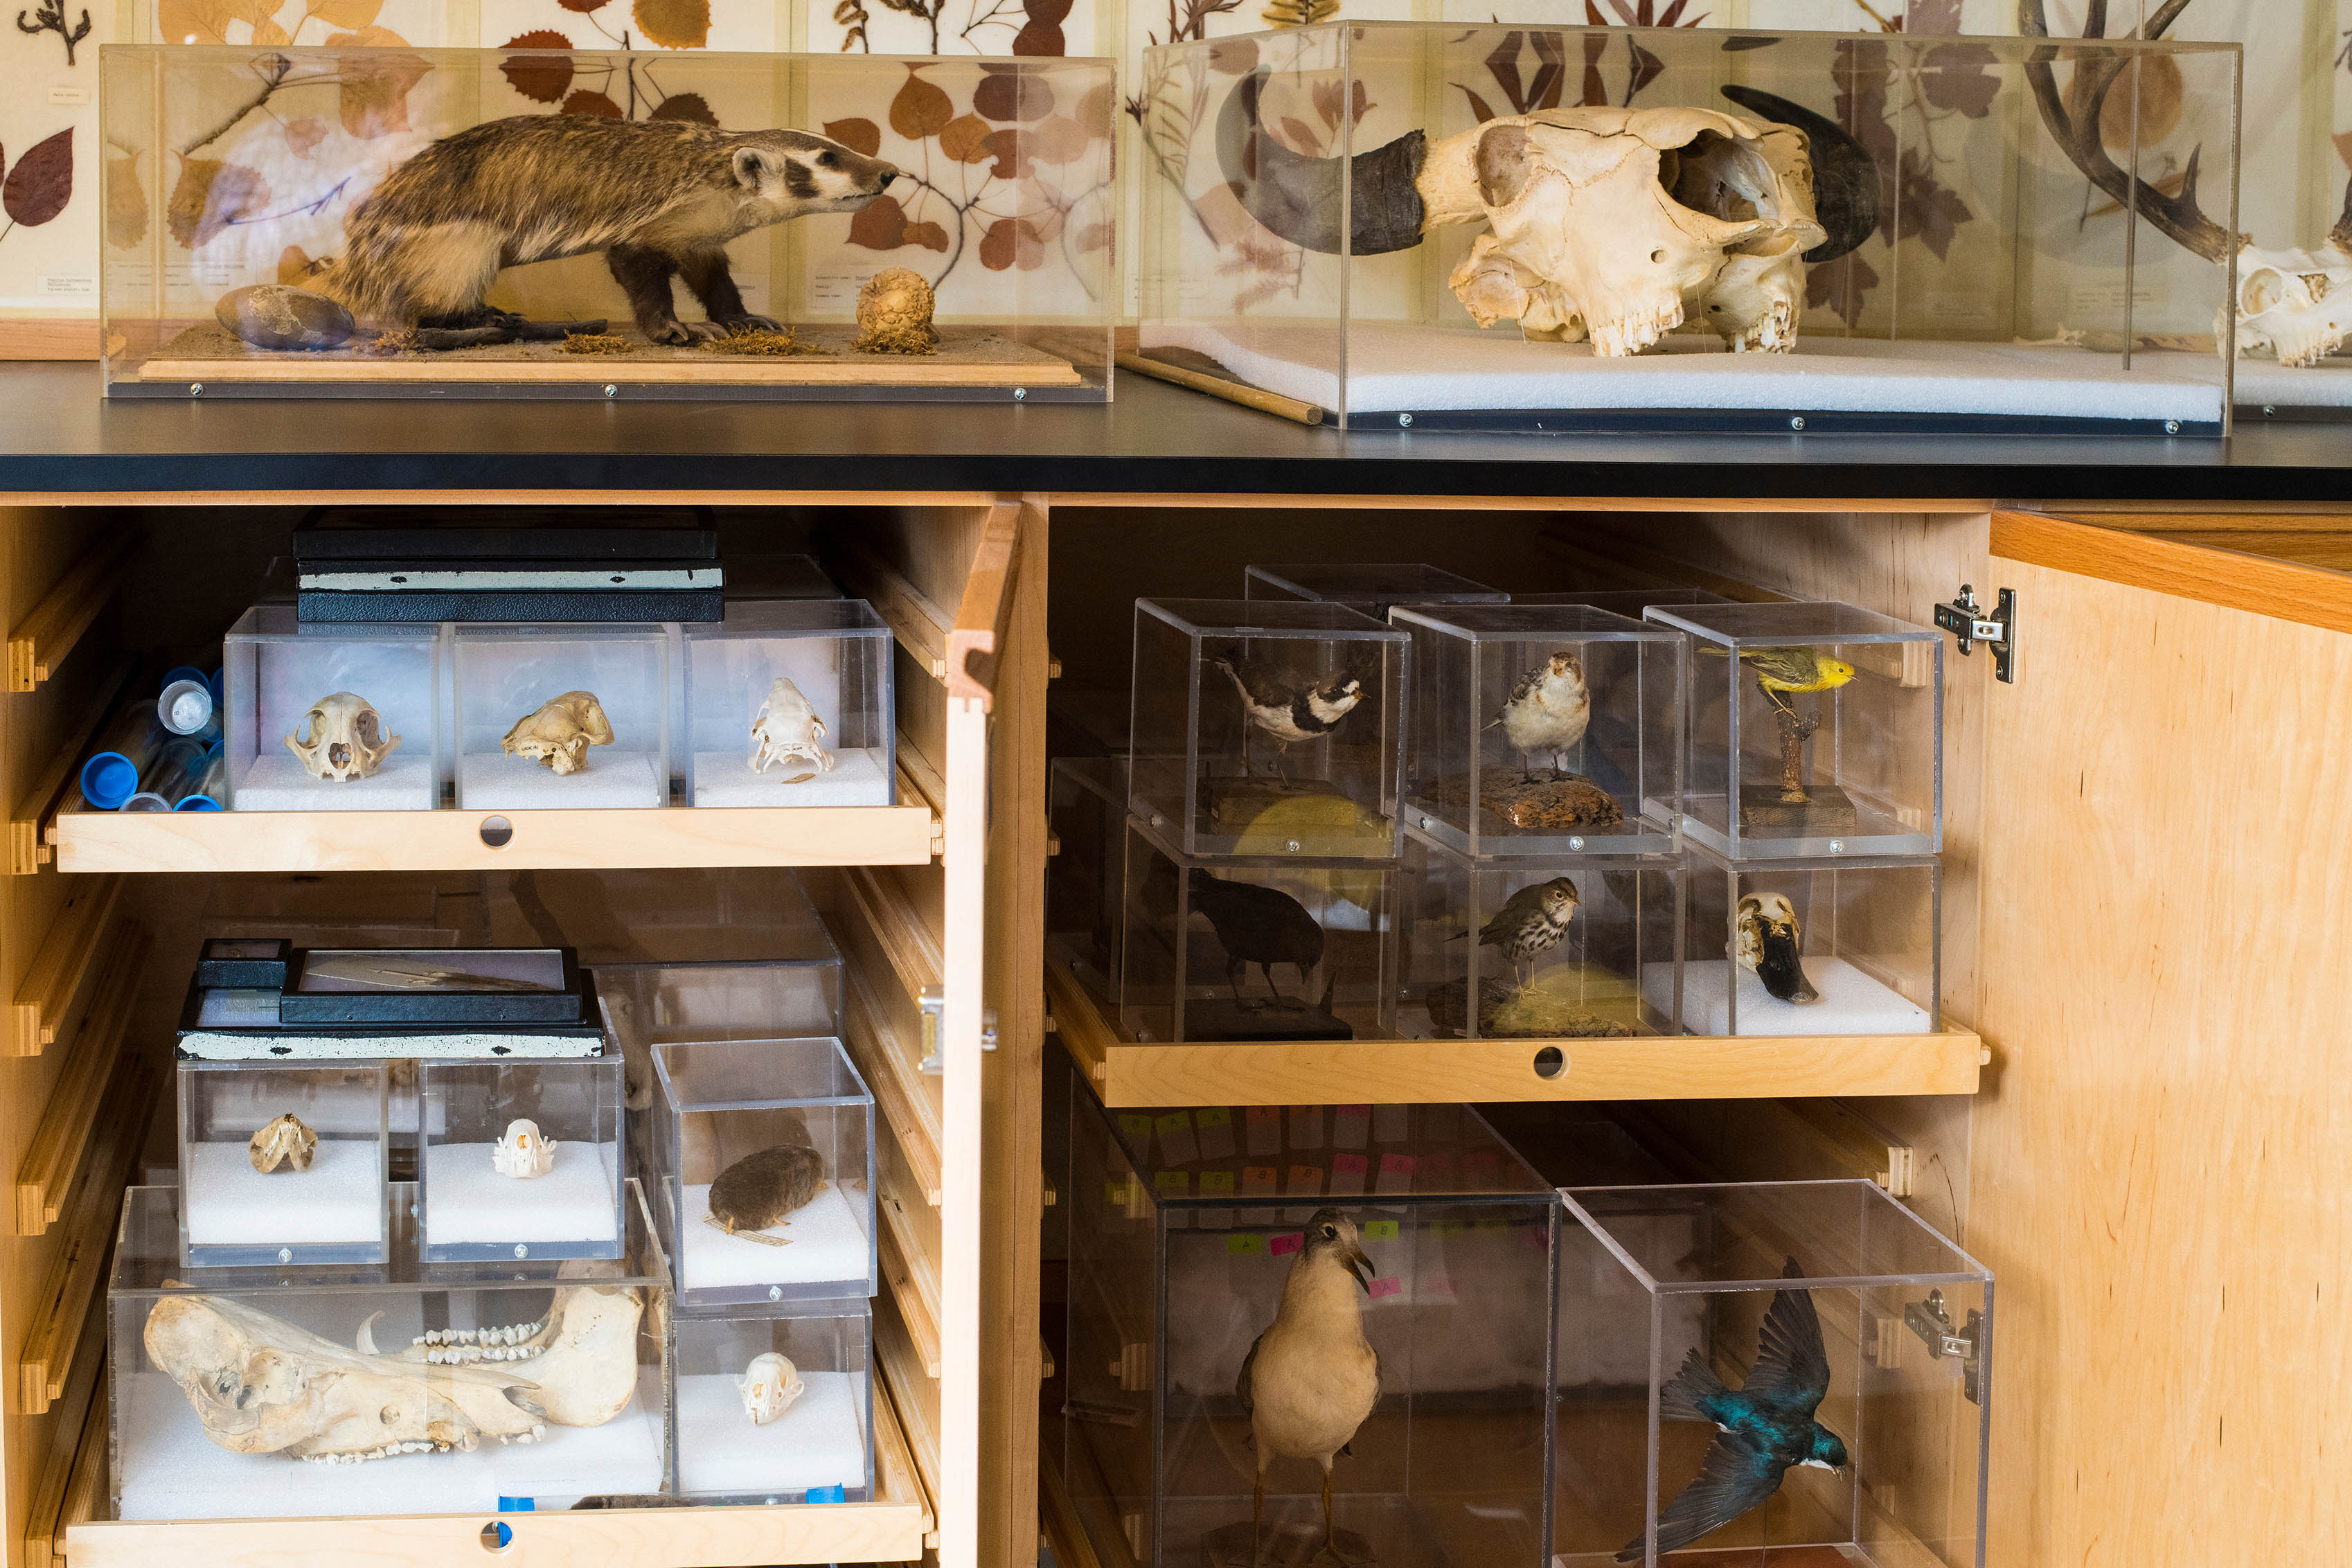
[1511,588,1733,615]
[1399,829,1680,1040]
[1674,846,1939,1037]
[1130,599,1407,859]
[1556,1180,1990,1567]
[650,1036,876,1306]
[418,1055,626,1262]
[1064,1083,1558,1568]
[222,607,442,811]
[672,1306,874,1502]
[453,623,668,811]
[1137,22,2241,434]
[1393,604,1680,859]
[178,1060,389,1267]
[1119,818,1396,1044]
[491,866,837,970]
[109,1181,671,1521]
[101,46,1116,402]
[682,600,894,808]
[1049,756,1127,997]
[1649,601,1941,861]
[1243,564,1506,617]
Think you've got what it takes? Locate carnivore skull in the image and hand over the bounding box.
[738,1351,805,1425]
[492,1119,558,1179]
[749,676,835,778]
[2231,244,2352,368]
[286,691,401,782]
[502,691,616,776]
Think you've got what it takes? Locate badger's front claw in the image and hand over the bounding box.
[711,313,783,336]
[677,320,735,344]
[643,317,697,347]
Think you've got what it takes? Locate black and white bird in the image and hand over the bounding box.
[1488,650,1591,781]
[1736,891,1819,1004]
[1238,1207,1380,1566]
[1209,648,1366,783]
[1450,875,1580,989]
[1189,869,1324,1011]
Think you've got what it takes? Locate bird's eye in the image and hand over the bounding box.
[1321,1225,1336,1238]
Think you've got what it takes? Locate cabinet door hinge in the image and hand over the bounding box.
[1904,1288,1985,1403]
[1934,584,2015,683]
[917,986,996,1073]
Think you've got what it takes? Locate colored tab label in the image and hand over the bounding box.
[1363,1220,1399,1240]
[1119,1114,1153,1140]
[1226,1232,1267,1256]
[1154,1170,1189,1196]
[1242,1166,1279,1197]
[1199,1170,1236,1196]
[1288,1106,1324,1150]
[1270,1231,1301,1256]
[1196,1106,1236,1161]
[1333,1104,1371,1151]
[1287,1163,1324,1196]
[1366,1276,1402,1299]
[1420,1273,1456,1301]
[1155,1110,1200,1167]
[1246,1105,1282,1157]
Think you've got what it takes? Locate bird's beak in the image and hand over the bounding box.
[1344,1238,1374,1293]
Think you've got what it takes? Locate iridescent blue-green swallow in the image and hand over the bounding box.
[1616,1258,1848,1562]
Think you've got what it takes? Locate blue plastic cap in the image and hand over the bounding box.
[496,1495,535,1513]
[80,751,139,810]
[176,795,222,811]
[805,1484,847,1504]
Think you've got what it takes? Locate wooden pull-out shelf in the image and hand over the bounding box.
[1047,955,1984,1107]
[50,801,936,874]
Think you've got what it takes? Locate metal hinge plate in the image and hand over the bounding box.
[1904,1288,1984,1403]
[917,986,997,1073]
[1934,584,2015,683]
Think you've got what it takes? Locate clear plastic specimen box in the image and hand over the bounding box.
[453,623,669,810]
[418,1055,626,1262]
[222,606,441,811]
[672,1303,874,1502]
[682,600,894,808]
[177,1060,389,1267]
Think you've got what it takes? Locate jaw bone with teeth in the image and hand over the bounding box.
[1218,72,1875,357]
[286,691,402,783]
[145,1264,644,1463]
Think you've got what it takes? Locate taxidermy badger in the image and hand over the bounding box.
[246,115,898,348]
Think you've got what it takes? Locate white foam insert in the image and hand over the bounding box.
[679,1178,868,1291]
[2125,347,2352,409]
[233,752,436,811]
[677,1370,867,1496]
[423,1141,620,1245]
[118,1367,664,1519]
[1646,956,1931,1037]
[693,747,891,808]
[1143,319,2223,423]
[459,749,661,810]
[185,1140,382,1245]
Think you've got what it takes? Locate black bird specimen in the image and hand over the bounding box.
[1208,647,1366,785]
[1617,1258,1848,1562]
[1188,869,1324,1012]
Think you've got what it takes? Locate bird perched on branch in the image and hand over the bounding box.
[1618,1258,1846,1562]
[1209,648,1366,784]
[1736,891,1818,1005]
[1706,645,1857,718]
[1450,876,1579,989]
[1240,1208,1380,1567]
[1488,650,1591,781]
[1189,870,1325,1012]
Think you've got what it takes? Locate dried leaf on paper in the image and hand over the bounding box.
[889,69,954,139]
[846,192,909,249]
[335,48,432,139]
[156,0,234,43]
[251,17,289,43]
[902,220,950,251]
[632,0,709,48]
[501,33,575,103]
[1921,43,1997,119]
[978,215,1019,269]
[1,129,73,229]
[562,89,623,118]
[283,116,328,157]
[1806,250,1876,329]
[1013,0,1066,55]
[278,245,319,284]
[166,154,267,249]
[1025,114,1090,165]
[555,0,609,11]
[106,151,148,249]
[984,127,1028,180]
[304,0,380,30]
[940,113,994,163]
[974,63,1051,123]
[825,118,882,156]
[1074,221,1109,253]
[650,91,717,125]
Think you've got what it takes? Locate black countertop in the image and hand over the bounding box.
[3,362,2349,502]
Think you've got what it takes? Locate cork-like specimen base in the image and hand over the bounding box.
[1420,768,1625,830]
[1182,999,1353,1042]
[1202,1520,1377,1568]
[1738,782,1859,831]
[1423,977,1639,1040]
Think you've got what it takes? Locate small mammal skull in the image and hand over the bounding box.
[749,677,835,778]
[249,1113,319,1174]
[738,1351,805,1425]
[2231,244,2352,368]
[492,1119,558,1179]
[286,691,402,782]
[502,691,616,776]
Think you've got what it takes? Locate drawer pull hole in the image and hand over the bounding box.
[479,816,513,848]
[479,1522,514,1552]
[1532,1046,1565,1080]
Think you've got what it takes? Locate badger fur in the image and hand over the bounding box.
[309,115,898,344]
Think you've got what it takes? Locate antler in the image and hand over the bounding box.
[2017,0,2235,262]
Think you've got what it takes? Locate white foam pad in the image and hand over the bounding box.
[676,1370,868,1497]
[459,749,661,810]
[186,1140,381,1246]
[2125,347,2352,409]
[116,1368,665,1519]
[233,752,435,811]
[692,747,891,808]
[1142,319,2224,423]
[423,1141,621,1246]
[1646,957,1932,1037]
[678,1178,868,1292]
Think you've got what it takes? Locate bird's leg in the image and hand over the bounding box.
[1260,962,1296,1013]
[1229,958,1262,1014]
[1251,1472,1265,1568]
[1517,749,1537,786]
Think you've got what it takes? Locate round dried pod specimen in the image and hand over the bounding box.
[249,1113,319,1175]
[853,267,938,355]
[702,1143,826,1245]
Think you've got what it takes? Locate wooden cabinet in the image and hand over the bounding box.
[0,485,2338,1568]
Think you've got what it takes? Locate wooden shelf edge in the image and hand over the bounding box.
[1050,968,1982,1107]
[8,529,141,693]
[839,958,945,1207]
[17,926,150,1231]
[879,1197,945,1381]
[841,864,944,1003]
[11,875,124,1056]
[11,662,136,873]
[52,802,935,874]
[823,534,954,683]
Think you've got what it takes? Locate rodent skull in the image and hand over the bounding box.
[492,1119,557,1179]
[286,691,401,783]
[738,1351,805,1425]
[502,691,616,776]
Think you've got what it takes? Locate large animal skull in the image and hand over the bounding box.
[738,1351,805,1425]
[502,691,615,776]
[286,691,401,782]
[1431,109,1826,355]
[749,676,835,778]
[2231,244,2352,368]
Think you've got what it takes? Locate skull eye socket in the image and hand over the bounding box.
[297,708,326,745]
[353,709,384,747]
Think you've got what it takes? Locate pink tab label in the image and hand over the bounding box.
[1270,1232,1301,1256]
[1379,1152,1416,1177]
[1335,1152,1369,1175]
[1366,1276,1402,1299]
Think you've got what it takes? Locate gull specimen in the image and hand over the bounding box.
[1238,1208,1380,1565]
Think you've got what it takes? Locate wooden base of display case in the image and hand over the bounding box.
[1046,949,1984,1108]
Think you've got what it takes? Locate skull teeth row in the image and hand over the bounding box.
[495,1425,551,1445]
[421,1343,544,1364]
[413,1319,544,1349]
[298,1440,445,1463]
